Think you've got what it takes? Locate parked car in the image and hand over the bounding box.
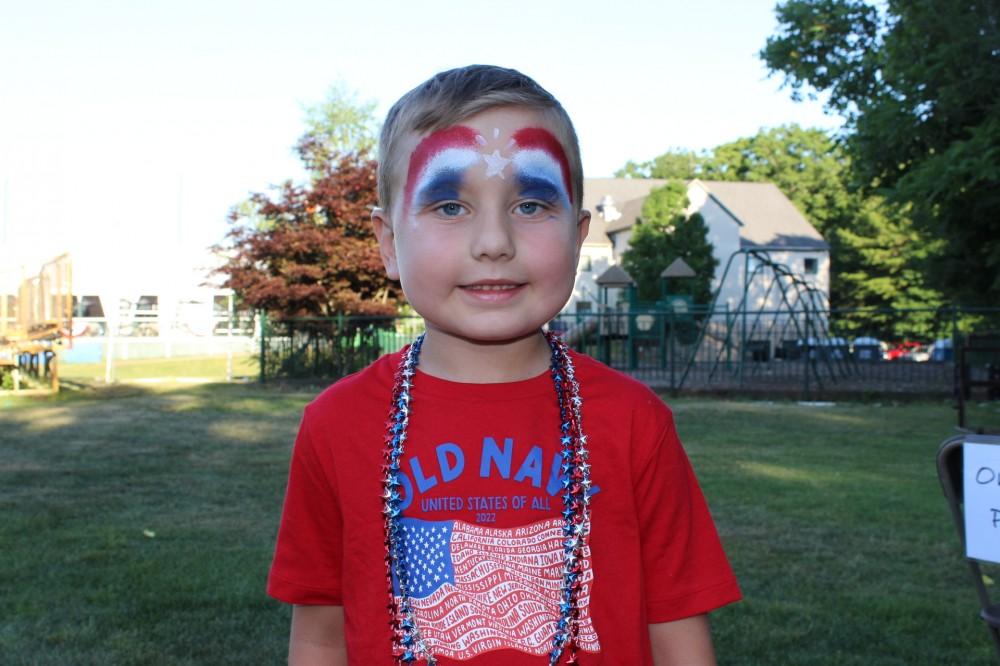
[852,336,885,362]
[886,340,922,361]
[929,338,954,362]
[797,337,850,360]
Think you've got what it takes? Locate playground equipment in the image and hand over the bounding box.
[582,259,702,382]
[572,248,871,394]
[0,254,72,392]
[678,248,842,391]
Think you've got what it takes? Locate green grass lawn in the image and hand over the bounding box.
[1,384,997,664]
[58,354,259,383]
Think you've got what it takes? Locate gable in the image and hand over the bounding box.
[583,178,828,251]
[693,180,828,250]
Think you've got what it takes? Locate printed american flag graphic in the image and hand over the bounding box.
[392,517,600,659]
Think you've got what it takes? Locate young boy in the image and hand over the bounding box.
[268,65,740,665]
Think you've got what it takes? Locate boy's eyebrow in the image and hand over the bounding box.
[516,173,563,203]
[415,168,463,205]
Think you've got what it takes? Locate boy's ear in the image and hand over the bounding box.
[371,207,400,280]
[575,209,591,257]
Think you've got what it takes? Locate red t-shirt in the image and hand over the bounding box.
[268,349,740,664]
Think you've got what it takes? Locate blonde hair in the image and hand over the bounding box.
[377,65,583,214]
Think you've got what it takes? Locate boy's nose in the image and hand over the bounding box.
[470,209,516,261]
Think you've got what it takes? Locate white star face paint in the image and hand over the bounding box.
[481,149,511,179]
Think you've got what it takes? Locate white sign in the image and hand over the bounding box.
[963,441,1000,563]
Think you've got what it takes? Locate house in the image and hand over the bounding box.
[0,248,253,365]
[569,178,829,314]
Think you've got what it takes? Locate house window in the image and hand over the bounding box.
[134,295,159,319]
[136,295,158,311]
[576,301,592,313]
[579,256,592,272]
[73,295,105,318]
[804,258,818,275]
[214,294,231,315]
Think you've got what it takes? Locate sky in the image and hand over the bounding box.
[0,0,838,289]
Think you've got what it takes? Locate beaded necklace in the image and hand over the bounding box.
[381,331,592,665]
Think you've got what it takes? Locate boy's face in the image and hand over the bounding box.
[372,106,589,346]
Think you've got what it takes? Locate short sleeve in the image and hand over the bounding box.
[267,407,344,605]
[633,406,741,623]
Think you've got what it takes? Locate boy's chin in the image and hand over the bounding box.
[425,322,549,347]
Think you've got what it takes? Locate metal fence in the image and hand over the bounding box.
[258,315,425,381]
[258,307,1000,398]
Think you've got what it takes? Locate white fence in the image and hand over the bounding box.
[60,317,257,383]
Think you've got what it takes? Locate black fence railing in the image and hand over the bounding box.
[258,307,1000,398]
[258,315,425,382]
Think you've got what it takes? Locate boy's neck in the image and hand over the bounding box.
[415,328,552,383]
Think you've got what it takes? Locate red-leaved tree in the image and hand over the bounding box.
[216,151,401,318]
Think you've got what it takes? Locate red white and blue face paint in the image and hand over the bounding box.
[403,125,573,213]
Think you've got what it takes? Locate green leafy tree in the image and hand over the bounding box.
[296,83,380,175]
[761,0,1000,305]
[621,182,717,304]
[700,126,852,237]
[615,148,704,180]
[833,197,946,338]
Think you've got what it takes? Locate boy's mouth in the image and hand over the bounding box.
[462,284,520,291]
[460,280,523,291]
[458,281,526,301]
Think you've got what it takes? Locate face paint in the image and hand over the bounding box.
[404,124,573,213]
[511,150,571,210]
[511,127,573,205]
[404,126,480,211]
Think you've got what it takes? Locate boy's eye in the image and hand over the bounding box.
[517,202,542,215]
[436,202,466,217]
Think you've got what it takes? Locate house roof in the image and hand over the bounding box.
[581,178,668,244]
[582,178,828,251]
[692,180,828,250]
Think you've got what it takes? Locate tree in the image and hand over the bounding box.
[216,87,398,319]
[620,182,717,304]
[615,148,704,180]
[296,83,379,175]
[832,197,946,338]
[761,0,1000,305]
[217,152,400,318]
[699,126,852,237]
